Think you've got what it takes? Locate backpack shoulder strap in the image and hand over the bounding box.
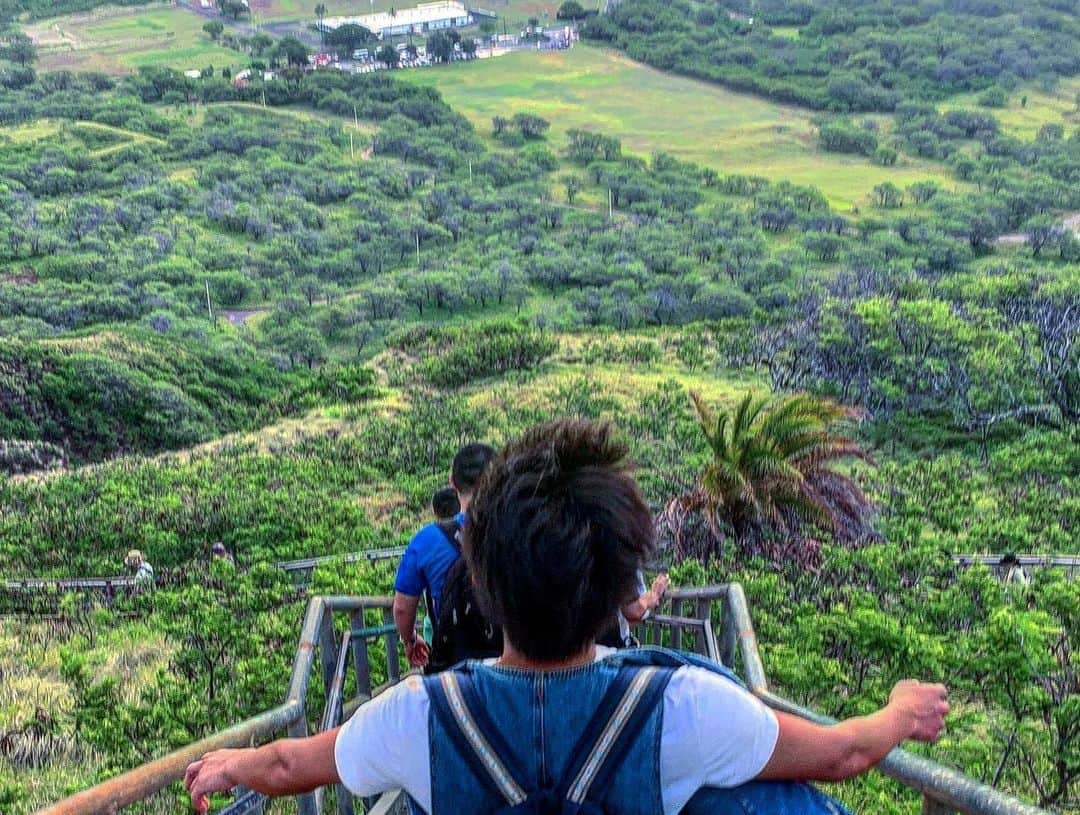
[435,519,462,549]
[612,645,744,686]
[555,665,674,807]
[423,669,529,807]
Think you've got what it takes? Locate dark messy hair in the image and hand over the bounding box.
[432,486,460,520]
[464,420,656,662]
[452,443,496,496]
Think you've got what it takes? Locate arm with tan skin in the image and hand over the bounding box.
[621,574,669,625]
[392,591,429,667]
[757,679,950,782]
[183,728,340,813]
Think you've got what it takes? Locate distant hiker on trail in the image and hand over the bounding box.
[393,443,496,670]
[1000,553,1030,586]
[431,486,460,527]
[599,571,670,649]
[125,549,154,588]
[211,542,235,567]
[185,419,949,815]
[422,486,461,645]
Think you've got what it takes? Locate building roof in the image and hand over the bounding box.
[323,1,470,33]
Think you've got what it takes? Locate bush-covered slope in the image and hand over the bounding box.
[584,0,1080,112]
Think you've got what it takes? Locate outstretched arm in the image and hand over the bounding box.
[184,727,340,813]
[757,679,949,782]
[621,574,670,624]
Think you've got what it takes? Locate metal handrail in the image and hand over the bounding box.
[9,551,1075,596]
[3,548,409,597]
[33,595,407,815]
[37,585,1050,815]
[953,554,1079,573]
[664,586,1049,815]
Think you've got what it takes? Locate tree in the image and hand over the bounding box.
[511,113,550,139]
[250,32,274,56]
[274,36,310,67]
[460,38,477,59]
[561,174,582,204]
[557,0,587,19]
[315,2,328,39]
[203,20,224,41]
[871,182,903,209]
[1025,215,1065,258]
[326,23,375,58]
[377,44,399,68]
[427,31,455,63]
[0,31,34,66]
[220,0,249,20]
[662,391,875,563]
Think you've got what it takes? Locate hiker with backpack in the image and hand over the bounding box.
[420,486,461,648]
[391,443,496,670]
[185,419,949,815]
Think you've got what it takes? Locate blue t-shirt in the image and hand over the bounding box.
[393,512,465,617]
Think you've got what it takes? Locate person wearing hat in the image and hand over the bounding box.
[125,549,155,587]
[211,542,235,567]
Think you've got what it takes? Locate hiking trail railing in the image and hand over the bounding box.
[952,554,1080,579]
[7,551,1076,605]
[35,585,1049,815]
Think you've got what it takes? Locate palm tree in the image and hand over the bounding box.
[315,3,328,42]
[662,390,875,564]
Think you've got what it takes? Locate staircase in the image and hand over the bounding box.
[33,585,1050,815]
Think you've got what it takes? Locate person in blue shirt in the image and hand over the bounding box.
[392,442,495,669]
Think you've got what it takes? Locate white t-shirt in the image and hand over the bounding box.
[335,648,779,815]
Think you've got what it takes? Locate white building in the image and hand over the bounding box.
[321,1,473,39]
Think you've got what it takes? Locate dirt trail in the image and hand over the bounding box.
[222,309,264,327]
[996,211,1080,245]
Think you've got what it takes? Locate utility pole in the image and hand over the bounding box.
[350,130,355,158]
[353,104,359,131]
[415,232,421,265]
[205,280,214,322]
[608,187,613,219]
[468,159,473,182]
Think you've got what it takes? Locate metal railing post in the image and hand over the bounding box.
[382,607,401,684]
[720,595,737,668]
[670,596,683,651]
[350,609,370,697]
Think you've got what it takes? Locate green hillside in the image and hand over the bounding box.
[0,3,1078,813]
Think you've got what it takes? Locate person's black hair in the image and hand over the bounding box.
[432,486,460,520]
[451,442,495,496]
[1000,553,1019,565]
[464,420,655,662]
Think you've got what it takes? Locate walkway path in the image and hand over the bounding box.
[996,211,1080,245]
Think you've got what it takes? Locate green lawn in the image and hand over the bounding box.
[401,46,959,211]
[25,3,245,74]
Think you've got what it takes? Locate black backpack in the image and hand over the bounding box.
[426,522,502,674]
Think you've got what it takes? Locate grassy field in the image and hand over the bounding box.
[945,78,1080,140]
[24,3,245,74]
[401,46,960,210]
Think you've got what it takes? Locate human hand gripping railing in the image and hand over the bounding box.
[660,585,1050,815]
[32,595,409,815]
